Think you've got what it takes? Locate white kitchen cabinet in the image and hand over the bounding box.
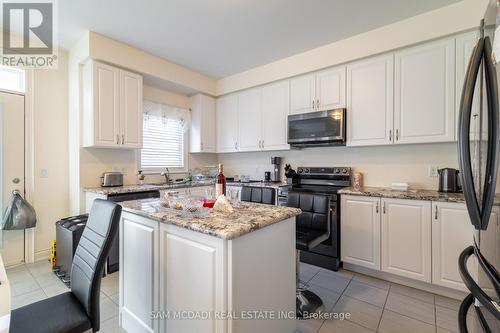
[290,74,315,114]
[347,54,394,146]
[216,94,238,153]
[190,94,216,153]
[341,195,381,270]
[261,80,290,150]
[381,198,431,282]
[431,202,477,291]
[290,66,346,115]
[83,60,143,148]
[119,213,159,333]
[394,37,455,144]
[237,87,262,151]
[315,67,346,111]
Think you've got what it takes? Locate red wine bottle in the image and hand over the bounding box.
[215,164,226,197]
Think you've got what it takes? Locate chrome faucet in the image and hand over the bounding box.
[160,168,170,184]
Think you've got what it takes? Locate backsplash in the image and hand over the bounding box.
[217,142,462,190]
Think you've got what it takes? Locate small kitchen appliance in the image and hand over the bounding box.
[271,156,282,182]
[101,172,124,187]
[438,168,461,193]
[264,171,271,182]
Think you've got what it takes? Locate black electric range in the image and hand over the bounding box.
[278,167,351,271]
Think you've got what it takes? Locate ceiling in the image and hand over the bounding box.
[59,0,461,79]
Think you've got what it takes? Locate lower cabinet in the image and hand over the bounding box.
[119,213,159,333]
[341,195,381,270]
[381,198,431,282]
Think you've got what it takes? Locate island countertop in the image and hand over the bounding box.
[119,198,301,240]
[339,186,500,205]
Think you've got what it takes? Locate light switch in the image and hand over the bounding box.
[40,168,48,178]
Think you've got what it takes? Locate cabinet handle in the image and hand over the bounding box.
[389,130,392,142]
[376,202,379,214]
[201,142,203,151]
[121,134,124,144]
[383,202,386,214]
[434,206,438,220]
[116,134,119,144]
[396,129,399,141]
[262,140,264,149]
[316,99,320,110]
[312,100,315,109]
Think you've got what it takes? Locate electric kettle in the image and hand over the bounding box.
[438,168,461,192]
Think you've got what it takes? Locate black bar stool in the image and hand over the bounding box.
[287,192,330,318]
[240,186,276,205]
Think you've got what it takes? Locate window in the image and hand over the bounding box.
[140,100,188,170]
[0,65,25,93]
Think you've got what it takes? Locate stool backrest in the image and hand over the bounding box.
[287,192,330,233]
[240,186,276,205]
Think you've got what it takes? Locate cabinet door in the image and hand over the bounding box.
[120,69,143,148]
[216,94,238,153]
[92,61,120,147]
[341,195,381,270]
[189,94,203,153]
[159,224,225,333]
[347,54,394,146]
[315,66,346,111]
[261,80,290,151]
[290,74,315,114]
[432,202,477,291]
[120,213,159,333]
[381,198,431,282]
[201,95,216,152]
[237,87,262,151]
[394,38,455,144]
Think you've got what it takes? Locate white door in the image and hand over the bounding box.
[381,198,431,282]
[315,66,346,111]
[216,94,238,153]
[0,92,25,266]
[237,87,262,151]
[261,80,290,151]
[341,195,381,270]
[347,54,394,146]
[394,37,455,144]
[120,69,143,148]
[119,213,159,333]
[432,202,477,291]
[93,61,120,146]
[290,74,315,114]
[201,96,216,152]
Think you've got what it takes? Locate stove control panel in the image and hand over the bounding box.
[297,167,351,176]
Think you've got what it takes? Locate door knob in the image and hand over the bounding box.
[12,178,20,184]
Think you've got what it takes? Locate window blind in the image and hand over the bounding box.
[141,101,186,169]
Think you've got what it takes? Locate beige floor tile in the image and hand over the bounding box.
[101,273,119,297]
[352,274,390,291]
[108,292,119,305]
[25,260,53,276]
[332,295,383,331]
[385,292,435,325]
[308,283,342,311]
[6,265,33,284]
[309,271,351,294]
[11,289,47,309]
[42,281,70,297]
[100,294,119,322]
[319,318,375,333]
[300,264,320,283]
[319,267,355,280]
[34,271,62,288]
[99,316,125,333]
[296,317,325,333]
[436,305,485,333]
[378,309,435,333]
[389,283,435,304]
[10,277,40,297]
[435,295,463,312]
[343,280,388,308]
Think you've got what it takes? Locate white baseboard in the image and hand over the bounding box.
[343,263,468,300]
[34,248,51,262]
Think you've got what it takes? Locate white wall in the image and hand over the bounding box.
[218,143,461,190]
[31,51,70,260]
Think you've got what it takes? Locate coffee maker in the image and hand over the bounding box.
[271,157,282,182]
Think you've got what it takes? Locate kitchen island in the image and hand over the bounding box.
[118,198,301,333]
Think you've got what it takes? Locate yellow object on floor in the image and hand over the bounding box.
[49,240,56,269]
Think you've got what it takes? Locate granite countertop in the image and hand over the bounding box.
[339,186,500,205]
[84,180,215,195]
[226,181,288,189]
[120,199,301,240]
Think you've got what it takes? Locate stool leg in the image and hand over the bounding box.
[296,250,324,319]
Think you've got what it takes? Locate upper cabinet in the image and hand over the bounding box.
[347,54,394,146]
[290,66,346,115]
[394,38,455,144]
[82,60,143,148]
[237,87,262,152]
[261,80,290,151]
[216,94,238,153]
[190,94,216,153]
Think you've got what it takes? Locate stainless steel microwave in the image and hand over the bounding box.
[287,108,346,147]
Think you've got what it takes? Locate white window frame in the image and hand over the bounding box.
[139,101,189,174]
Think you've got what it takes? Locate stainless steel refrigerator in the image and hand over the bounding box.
[457,1,500,331]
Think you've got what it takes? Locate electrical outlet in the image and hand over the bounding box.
[40,168,48,178]
[428,166,439,177]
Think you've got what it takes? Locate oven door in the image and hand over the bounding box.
[288,109,346,146]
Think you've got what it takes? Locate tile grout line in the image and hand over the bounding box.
[375,284,391,332]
